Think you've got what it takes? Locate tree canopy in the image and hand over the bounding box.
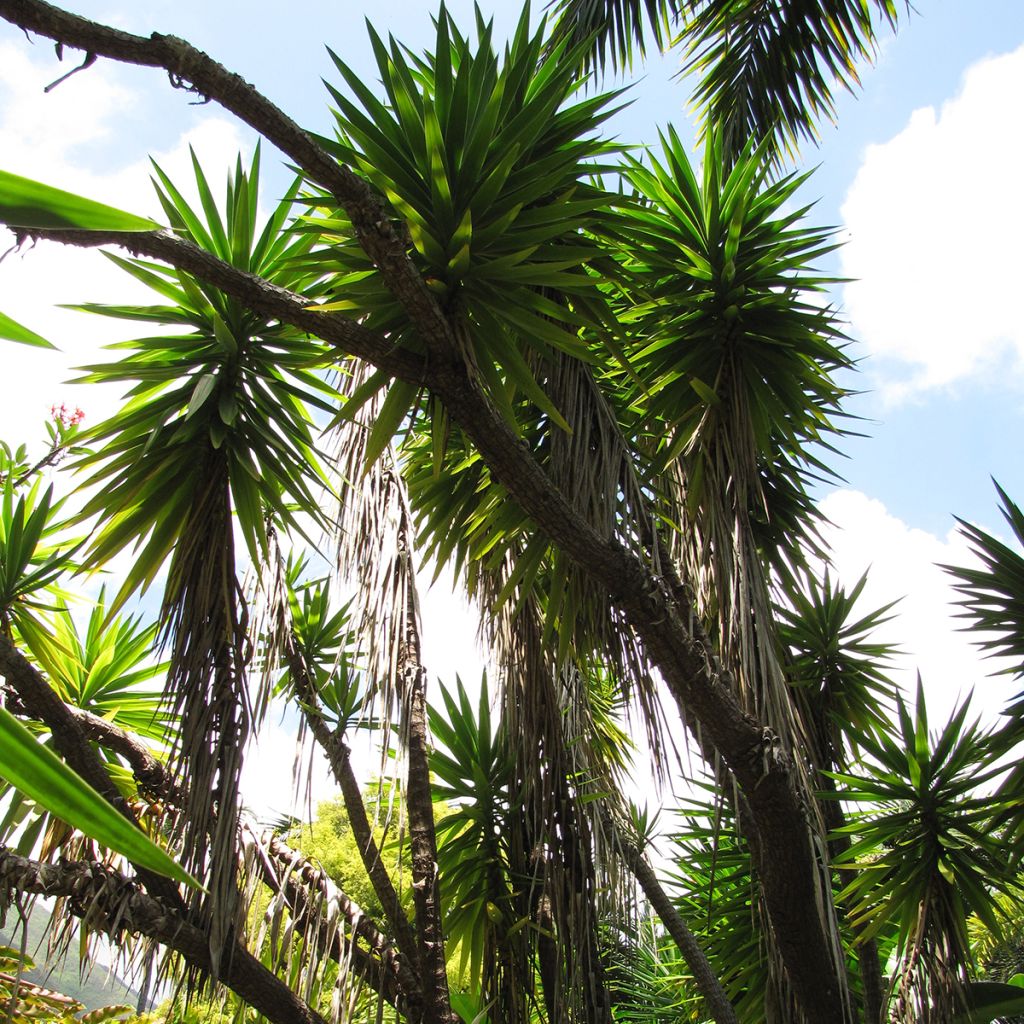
[0,2,1022,1024]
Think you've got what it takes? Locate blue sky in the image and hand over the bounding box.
[2,1,1023,808]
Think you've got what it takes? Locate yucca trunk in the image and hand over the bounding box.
[396,507,456,1024]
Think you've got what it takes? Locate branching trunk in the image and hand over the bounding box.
[0,850,326,1024]
[15,218,843,1023]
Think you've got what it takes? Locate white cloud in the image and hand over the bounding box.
[0,41,136,169]
[841,44,1024,401]
[0,41,249,447]
[818,488,1012,727]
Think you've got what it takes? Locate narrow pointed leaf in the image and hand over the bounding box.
[0,705,201,888]
[0,170,158,231]
[0,311,55,349]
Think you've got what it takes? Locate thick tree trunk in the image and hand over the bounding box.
[0,851,326,1024]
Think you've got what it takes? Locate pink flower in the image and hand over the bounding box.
[49,403,85,427]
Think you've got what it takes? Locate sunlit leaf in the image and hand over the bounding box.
[0,169,158,232]
[0,706,200,888]
[0,311,54,349]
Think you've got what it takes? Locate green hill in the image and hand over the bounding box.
[1,906,143,1012]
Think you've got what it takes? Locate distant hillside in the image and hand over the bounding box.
[1,905,142,1012]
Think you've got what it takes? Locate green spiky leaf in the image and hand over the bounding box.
[0,705,201,888]
[0,169,158,232]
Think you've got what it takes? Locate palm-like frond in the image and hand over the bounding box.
[305,5,626,443]
[944,482,1024,849]
[275,563,367,736]
[620,128,848,493]
[682,0,902,164]
[0,473,78,645]
[777,571,899,769]
[551,0,901,164]
[969,888,1024,987]
[945,482,1024,690]
[0,592,175,862]
[668,798,783,1022]
[72,152,331,592]
[26,593,172,744]
[604,918,698,1024]
[618,127,850,757]
[428,676,523,1009]
[548,0,678,72]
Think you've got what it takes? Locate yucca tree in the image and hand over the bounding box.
[617,126,849,741]
[63,148,333,973]
[830,683,1018,1022]
[0,4,1017,1024]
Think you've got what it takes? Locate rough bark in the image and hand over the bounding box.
[0,849,326,1024]
[393,480,456,1024]
[0,5,849,1018]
